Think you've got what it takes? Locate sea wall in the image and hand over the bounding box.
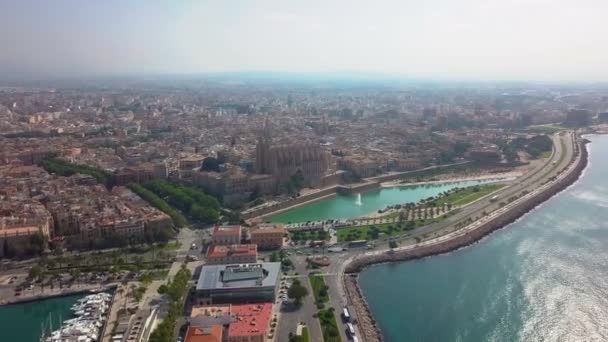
[336,181,380,195]
[343,139,589,342]
[243,186,339,220]
[367,161,472,183]
[1,285,115,306]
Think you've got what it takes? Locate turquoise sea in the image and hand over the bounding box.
[0,294,81,342]
[359,135,608,341]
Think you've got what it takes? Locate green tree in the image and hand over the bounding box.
[190,204,219,224]
[157,284,169,295]
[403,221,416,230]
[270,252,280,262]
[288,279,309,306]
[28,265,44,282]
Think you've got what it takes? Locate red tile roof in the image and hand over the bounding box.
[185,325,223,342]
[228,303,273,338]
[206,244,257,258]
[212,225,241,236]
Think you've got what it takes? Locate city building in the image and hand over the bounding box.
[337,156,381,178]
[189,303,273,342]
[249,224,284,250]
[468,146,501,163]
[0,199,52,257]
[255,118,329,188]
[113,162,167,186]
[227,303,272,342]
[195,263,281,304]
[193,170,275,206]
[185,325,223,342]
[206,244,258,265]
[180,155,205,171]
[211,225,242,245]
[564,109,592,127]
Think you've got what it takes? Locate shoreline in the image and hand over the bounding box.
[0,284,116,307]
[342,137,589,342]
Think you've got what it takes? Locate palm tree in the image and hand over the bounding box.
[70,268,81,287]
[55,255,66,269]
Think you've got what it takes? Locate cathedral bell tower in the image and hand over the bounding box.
[255,117,273,174]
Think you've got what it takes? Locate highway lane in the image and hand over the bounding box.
[368,131,573,249]
[319,132,578,341]
[284,132,573,258]
[276,132,577,341]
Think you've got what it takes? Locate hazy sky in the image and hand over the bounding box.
[1,0,607,81]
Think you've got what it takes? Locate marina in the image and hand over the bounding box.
[41,292,112,342]
[0,294,81,342]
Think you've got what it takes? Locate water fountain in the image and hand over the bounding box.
[355,193,362,206]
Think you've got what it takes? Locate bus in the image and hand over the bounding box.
[348,240,368,248]
[309,240,326,248]
[342,307,351,322]
[346,323,356,337]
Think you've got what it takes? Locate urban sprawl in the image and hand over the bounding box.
[0,79,606,342]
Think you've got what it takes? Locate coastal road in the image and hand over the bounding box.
[366,131,574,251]
[320,131,577,340]
[276,256,323,342]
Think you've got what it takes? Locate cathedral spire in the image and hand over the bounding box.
[263,115,272,141]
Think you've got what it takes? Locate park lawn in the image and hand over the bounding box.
[290,230,327,242]
[526,124,566,134]
[336,184,504,242]
[301,327,310,342]
[317,309,342,342]
[309,273,329,303]
[540,150,552,159]
[336,217,444,242]
[383,211,401,219]
[435,184,505,206]
[337,222,402,242]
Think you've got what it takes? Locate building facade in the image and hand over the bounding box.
[206,244,258,265]
[211,225,242,246]
[255,118,329,188]
[189,303,272,342]
[249,224,284,250]
[195,263,280,304]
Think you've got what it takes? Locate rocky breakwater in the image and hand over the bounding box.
[342,138,590,342]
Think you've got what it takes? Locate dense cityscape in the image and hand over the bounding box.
[4,0,608,340]
[0,76,606,342]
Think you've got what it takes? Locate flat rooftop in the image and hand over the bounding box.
[185,325,223,342]
[190,304,231,319]
[207,244,257,258]
[212,225,241,236]
[196,262,280,291]
[228,303,272,338]
[251,223,285,234]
